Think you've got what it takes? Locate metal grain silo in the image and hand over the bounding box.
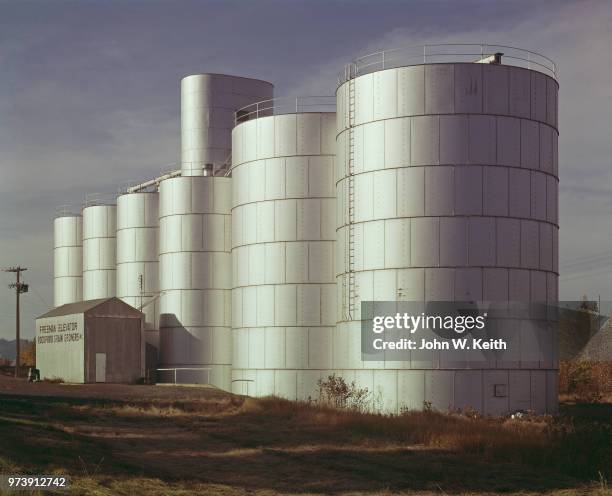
[53,211,83,307]
[181,74,273,176]
[231,97,337,399]
[335,45,559,414]
[82,202,117,300]
[158,176,232,388]
[116,191,159,352]
[157,74,273,389]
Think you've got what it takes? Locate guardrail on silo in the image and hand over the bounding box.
[83,192,117,207]
[54,205,81,218]
[337,43,557,84]
[235,96,336,125]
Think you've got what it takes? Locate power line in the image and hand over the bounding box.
[30,286,50,310]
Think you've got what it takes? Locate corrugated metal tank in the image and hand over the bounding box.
[231,108,337,399]
[82,204,117,300]
[181,74,273,176]
[156,73,273,389]
[53,214,83,307]
[158,176,232,388]
[336,60,559,414]
[116,192,159,350]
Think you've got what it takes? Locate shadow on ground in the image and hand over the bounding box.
[0,391,604,495]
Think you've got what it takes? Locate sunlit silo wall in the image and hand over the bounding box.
[82,204,117,300]
[181,74,273,176]
[231,107,336,399]
[116,192,159,352]
[53,214,83,307]
[158,176,232,388]
[336,59,559,414]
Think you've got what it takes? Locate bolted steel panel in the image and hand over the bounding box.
[411,217,439,267]
[439,115,468,164]
[468,115,496,165]
[454,370,483,412]
[509,168,531,218]
[384,117,410,168]
[439,217,467,267]
[483,65,509,115]
[520,220,540,269]
[496,116,521,167]
[496,218,521,267]
[384,218,411,268]
[520,120,540,169]
[468,217,495,266]
[425,166,454,216]
[354,73,374,125]
[425,64,454,114]
[397,65,425,116]
[530,72,548,123]
[508,269,530,300]
[425,268,455,300]
[373,69,398,120]
[483,268,508,301]
[508,68,531,118]
[411,115,439,166]
[454,166,483,215]
[454,63,482,114]
[531,172,547,221]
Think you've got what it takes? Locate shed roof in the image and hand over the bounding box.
[37,297,141,319]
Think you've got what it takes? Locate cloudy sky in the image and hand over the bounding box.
[1,0,611,339]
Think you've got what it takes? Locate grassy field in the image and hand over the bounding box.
[0,372,610,495]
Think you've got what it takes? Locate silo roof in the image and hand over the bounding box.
[36,297,141,319]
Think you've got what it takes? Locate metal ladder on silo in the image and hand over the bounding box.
[346,64,357,321]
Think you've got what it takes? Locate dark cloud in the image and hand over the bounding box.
[0,0,610,338]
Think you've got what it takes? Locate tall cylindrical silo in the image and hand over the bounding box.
[181,74,273,176]
[157,73,274,389]
[231,101,337,399]
[82,204,117,300]
[54,213,83,307]
[335,47,559,414]
[117,192,159,360]
[158,176,232,388]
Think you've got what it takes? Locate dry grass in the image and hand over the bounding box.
[560,361,612,402]
[0,379,610,495]
[238,396,611,482]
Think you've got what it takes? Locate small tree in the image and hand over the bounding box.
[19,340,36,367]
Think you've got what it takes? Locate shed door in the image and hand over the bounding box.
[95,353,106,383]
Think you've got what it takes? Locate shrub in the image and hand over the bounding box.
[317,374,370,411]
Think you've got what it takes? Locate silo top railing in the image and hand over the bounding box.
[235,96,336,125]
[338,44,557,84]
[83,192,117,207]
[54,205,81,218]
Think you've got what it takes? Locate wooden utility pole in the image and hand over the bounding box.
[3,266,28,378]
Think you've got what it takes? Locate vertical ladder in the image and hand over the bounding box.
[346,65,357,321]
